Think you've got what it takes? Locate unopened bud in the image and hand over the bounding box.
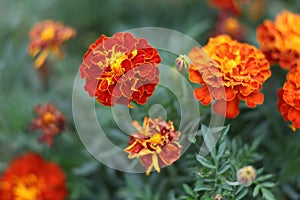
[175,54,190,73]
[214,194,223,200]
[237,166,256,186]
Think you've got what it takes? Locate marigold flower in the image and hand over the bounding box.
[80,32,161,108]
[124,117,182,175]
[0,152,67,200]
[189,35,271,118]
[28,20,76,68]
[257,11,300,70]
[29,103,67,146]
[277,64,300,131]
[236,166,256,186]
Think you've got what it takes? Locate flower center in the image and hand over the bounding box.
[42,112,55,124]
[110,52,127,74]
[14,174,43,200]
[148,133,164,146]
[40,26,55,42]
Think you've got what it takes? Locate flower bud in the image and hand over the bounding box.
[214,194,223,200]
[237,166,256,186]
[175,54,190,73]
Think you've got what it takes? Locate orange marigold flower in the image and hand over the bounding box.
[189,35,271,118]
[124,117,182,175]
[277,64,300,131]
[28,20,76,68]
[80,32,161,108]
[0,152,67,200]
[257,11,300,70]
[29,103,67,146]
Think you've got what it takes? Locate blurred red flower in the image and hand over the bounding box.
[29,103,67,146]
[277,64,300,131]
[257,11,300,70]
[125,117,182,175]
[0,152,67,200]
[80,32,161,108]
[189,35,271,118]
[28,20,76,68]
[208,0,249,15]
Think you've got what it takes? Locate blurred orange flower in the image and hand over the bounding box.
[257,11,300,70]
[125,117,182,175]
[213,13,245,41]
[0,152,67,200]
[277,64,300,131]
[28,20,76,68]
[80,32,161,108]
[189,35,271,118]
[29,103,67,146]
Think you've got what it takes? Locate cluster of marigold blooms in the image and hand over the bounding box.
[2,7,300,200]
[0,20,75,199]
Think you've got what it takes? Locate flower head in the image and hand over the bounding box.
[257,11,300,70]
[214,194,224,200]
[29,103,67,146]
[124,117,182,175]
[80,32,161,108]
[28,20,76,68]
[189,35,271,118]
[277,64,300,131]
[236,166,256,186]
[0,152,67,200]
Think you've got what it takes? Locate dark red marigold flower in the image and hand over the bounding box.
[29,103,67,146]
[124,117,182,175]
[277,64,300,131]
[80,32,161,108]
[0,152,67,200]
[28,20,76,68]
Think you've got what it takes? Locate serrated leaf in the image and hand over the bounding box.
[183,183,194,197]
[196,154,216,169]
[261,188,275,200]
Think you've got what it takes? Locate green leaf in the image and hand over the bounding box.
[194,185,212,192]
[261,188,276,200]
[235,188,248,200]
[255,174,274,182]
[261,182,276,188]
[253,185,261,197]
[217,141,226,159]
[196,154,216,169]
[183,183,194,197]
[218,163,231,175]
